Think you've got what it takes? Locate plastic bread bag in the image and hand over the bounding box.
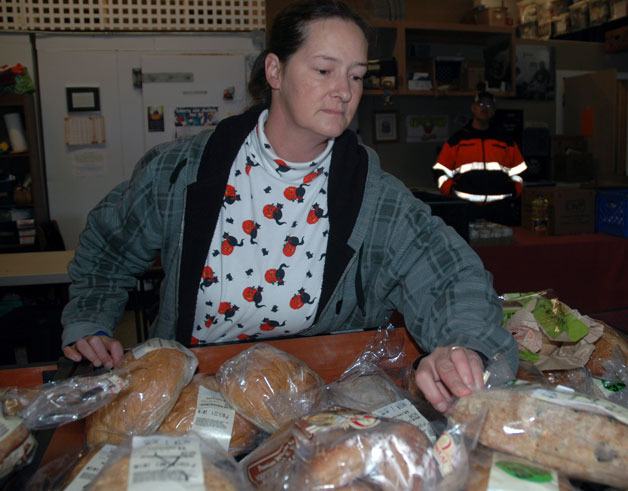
[242,407,473,491]
[1,371,129,431]
[87,432,252,490]
[584,321,628,379]
[343,322,413,385]
[466,444,575,491]
[85,338,198,447]
[158,373,260,456]
[323,352,438,443]
[23,443,118,491]
[0,413,37,480]
[216,343,323,433]
[447,382,628,488]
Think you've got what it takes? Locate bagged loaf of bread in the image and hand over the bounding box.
[466,445,574,491]
[586,322,628,378]
[0,414,37,479]
[86,338,197,446]
[449,385,628,488]
[216,343,323,433]
[2,371,129,431]
[243,408,443,490]
[158,373,259,456]
[89,433,251,490]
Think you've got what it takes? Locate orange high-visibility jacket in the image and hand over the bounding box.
[433,124,527,203]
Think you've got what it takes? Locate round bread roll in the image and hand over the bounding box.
[586,324,628,377]
[0,434,36,480]
[158,374,259,455]
[307,420,430,490]
[0,419,29,465]
[89,452,239,491]
[217,343,323,432]
[86,346,195,446]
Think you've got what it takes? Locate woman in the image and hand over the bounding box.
[62,0,516,413]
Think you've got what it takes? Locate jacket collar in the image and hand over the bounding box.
[176,106,367,344]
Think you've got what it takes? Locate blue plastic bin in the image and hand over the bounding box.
[596,189,628,237]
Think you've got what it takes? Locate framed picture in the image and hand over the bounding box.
[374,112,398,142]
[515,45,555,100]
[66,87,101,112]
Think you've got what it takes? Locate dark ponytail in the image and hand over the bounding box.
[248,0,370,106]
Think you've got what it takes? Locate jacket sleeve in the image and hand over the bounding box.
[61,145,168,346]
[433,143,457,197]
[508,142,527,196]
[386,197,518,373]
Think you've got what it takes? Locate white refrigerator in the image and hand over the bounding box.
[36,33,261,249]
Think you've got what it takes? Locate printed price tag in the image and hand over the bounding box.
[0,414,21,442]
[531,388,628,425]
[128,435,205,491]
[192,386,235,451]
[64,444,117,491]
[372,399,436,443]
[488,452,558,491]
[132,339,181,359]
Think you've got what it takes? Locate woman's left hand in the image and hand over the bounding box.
[414,345,485,413]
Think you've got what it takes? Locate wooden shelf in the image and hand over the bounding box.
[367,20,516,99]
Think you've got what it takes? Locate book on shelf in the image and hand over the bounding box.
[18,228,36,238]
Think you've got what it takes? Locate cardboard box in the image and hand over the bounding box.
[476,7,510,25]
[553,152,595,182]
[522,186,596,235]
[552,135,588,156]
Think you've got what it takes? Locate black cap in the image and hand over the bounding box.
[474,90,495,104]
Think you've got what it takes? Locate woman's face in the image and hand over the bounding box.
[267,18,368,142]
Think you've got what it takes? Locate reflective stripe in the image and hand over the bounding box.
[454,190,511,203]
[433,163,454,177]
[437,175,450,189]
[508,161,527,176]
[511,175,523,183]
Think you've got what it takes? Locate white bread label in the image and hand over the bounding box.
[372,399,436,443]
[191,386,235,451]
[0,414,21,442]
[487,452,558,491]
[128,435,204,491]
[132,339,182,359]
[531,388,628,425]
[64,444,117,491]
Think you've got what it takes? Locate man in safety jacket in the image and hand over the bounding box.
[433,91,527,220]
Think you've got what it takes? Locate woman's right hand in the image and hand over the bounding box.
[63,335,124,369]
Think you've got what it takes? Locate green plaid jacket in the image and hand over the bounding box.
[62,108,517,372]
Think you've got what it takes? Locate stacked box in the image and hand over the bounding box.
[522,186,596,235]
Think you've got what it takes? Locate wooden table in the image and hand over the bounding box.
[474,228,628,316]
[0,250,74,286]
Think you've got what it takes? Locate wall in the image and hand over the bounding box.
[357,40,628,190]
[0,33,35,74]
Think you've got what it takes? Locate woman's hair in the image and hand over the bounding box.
[248,0,370,105]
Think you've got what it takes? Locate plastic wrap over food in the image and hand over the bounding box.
[585,322,628,379]
[449,384,628,488]
[216,343,323,433]
[466,445,574,491]
[88,433,251,491]
[158,373,260,456]
[242,408,471,491]
[326,354,438,443]
[0,413,37,480]
[86,338,198,446]
[1,371,129,431]
[23,443,117,491]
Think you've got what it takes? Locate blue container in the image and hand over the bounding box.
[596,189,628,237]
